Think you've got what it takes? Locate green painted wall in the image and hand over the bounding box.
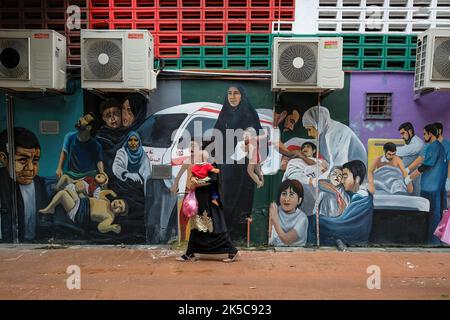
[0,80,84,177]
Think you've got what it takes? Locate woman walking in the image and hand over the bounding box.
[176,141,238,263]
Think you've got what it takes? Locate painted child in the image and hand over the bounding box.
[269,179,309,247]
[39,188,127,234]
[243,127,264,188]
[313,166,350,218]
[55,172,109,199]
[282,141,329,187]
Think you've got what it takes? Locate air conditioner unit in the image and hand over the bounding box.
[271,37,344,92]
[81,29,157,92]
[0,29,66,91]
[414,28,450,92]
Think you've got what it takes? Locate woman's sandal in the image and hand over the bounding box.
[222,252,239,263]
[176,254,197,262]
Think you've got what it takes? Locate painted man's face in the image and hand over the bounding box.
[399,128,412,144]
[122,99,135,128]
[14,146,40,185]
[279,187,301,214]
[128,135,139,151]
[227,87,242,108]
[102,106,122,129]
[424,130,432,143]
[75,113,94,131]
[111,199,126,215]
[305,125,318,139]
[283,110,300,132]
[342,168,355,192]
[385,150,396,161]
[330,168,343,187]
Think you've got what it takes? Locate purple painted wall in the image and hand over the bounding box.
[349,72,450,146]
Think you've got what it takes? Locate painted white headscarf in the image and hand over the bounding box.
[302,105,332,134]
[302,105,367,170]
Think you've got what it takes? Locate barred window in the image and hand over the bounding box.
[365,93,392,120]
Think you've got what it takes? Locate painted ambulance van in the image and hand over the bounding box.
[137,102,281,192]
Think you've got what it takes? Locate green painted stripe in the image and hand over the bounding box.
[170,33,418,71]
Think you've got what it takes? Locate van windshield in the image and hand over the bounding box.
[137,113,188,148]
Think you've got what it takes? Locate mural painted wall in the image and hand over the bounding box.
[0,81,84,176]
[349,72,450,147]
[0,81,84,242]
[1,75,449,247]
[272,104,372,247]
[249,74,352,245]
[346,72,450,246]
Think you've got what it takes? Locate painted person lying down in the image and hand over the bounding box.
[368,142,413,195]
[39,188,128,234]
[282,141,329,187]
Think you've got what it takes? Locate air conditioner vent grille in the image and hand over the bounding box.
[0,38,29,80]
[277,42,318,85]
[432,37,450,80]
[83,38,123,81]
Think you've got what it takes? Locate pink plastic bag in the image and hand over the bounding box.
[441,222,450,245]
[182,190,198,218]
[434,209,450,244]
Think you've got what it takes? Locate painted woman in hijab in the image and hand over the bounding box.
[122,95,143,128]
[213,84,264,243]
[113,131,151,189]
[302,106,367,171]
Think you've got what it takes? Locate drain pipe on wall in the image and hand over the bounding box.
[5,94,19,244]
[315,93,321,248]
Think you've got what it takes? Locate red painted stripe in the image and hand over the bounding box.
[198,107,220,114]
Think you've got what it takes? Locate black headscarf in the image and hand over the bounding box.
[213,84,262,242]
[214,84,262,134]
[214,84,262,163]
[124,94,147,124]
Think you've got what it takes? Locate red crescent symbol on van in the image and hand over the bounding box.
[172,156,189,166]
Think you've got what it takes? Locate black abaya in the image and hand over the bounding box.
[185,176,237,256]
[213,84,262,242]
